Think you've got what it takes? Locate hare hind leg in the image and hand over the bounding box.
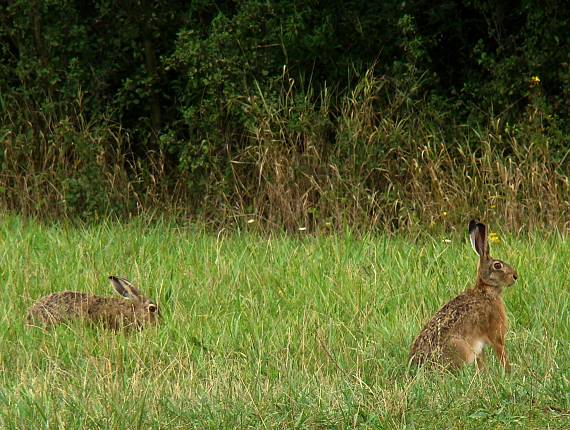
[447,336,483,368]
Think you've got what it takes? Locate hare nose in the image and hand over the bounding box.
[512,273,518,281]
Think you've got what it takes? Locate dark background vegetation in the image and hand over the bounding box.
[1,0,569,231]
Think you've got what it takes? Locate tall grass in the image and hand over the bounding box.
[1,217,568,428]
[0,91,183,220]
[234,67,570,232]
[2,68,569,231]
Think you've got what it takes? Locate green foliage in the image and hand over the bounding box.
[1,0,570,227]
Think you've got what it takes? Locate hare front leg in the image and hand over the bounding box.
[490,335,511,373]
[476,349,486,371]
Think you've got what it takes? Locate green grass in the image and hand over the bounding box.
[0,216,568,429]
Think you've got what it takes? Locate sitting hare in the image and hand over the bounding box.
[27,276,159,330]
[409,220,518,371]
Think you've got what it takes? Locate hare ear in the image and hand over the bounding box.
[468,220,488,258]
[108,276,142,300]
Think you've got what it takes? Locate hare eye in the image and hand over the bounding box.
[493,262,503,270]
[148,304,158,313]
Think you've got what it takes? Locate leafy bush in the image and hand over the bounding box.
[0,0,569,229]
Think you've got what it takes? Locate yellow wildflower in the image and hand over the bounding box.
[489,232,500,244]
[530,76,541,86]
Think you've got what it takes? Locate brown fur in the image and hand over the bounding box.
[27,277,159,331]
[409,221,517,371]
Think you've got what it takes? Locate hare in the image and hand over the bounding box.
[409,220,518,371]
[27,276,159,330]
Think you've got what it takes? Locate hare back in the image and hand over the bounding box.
[409,289,505,367]
[27,292,142,330]
[27,291,94,327]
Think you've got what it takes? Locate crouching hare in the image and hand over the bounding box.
[409,220,518,371]
[27,276,159,331]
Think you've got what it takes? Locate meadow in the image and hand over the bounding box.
[0,216,568,429]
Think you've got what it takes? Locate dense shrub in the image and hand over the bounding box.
[0,0,569,229]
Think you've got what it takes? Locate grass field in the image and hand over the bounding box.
[0,216,568,429]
